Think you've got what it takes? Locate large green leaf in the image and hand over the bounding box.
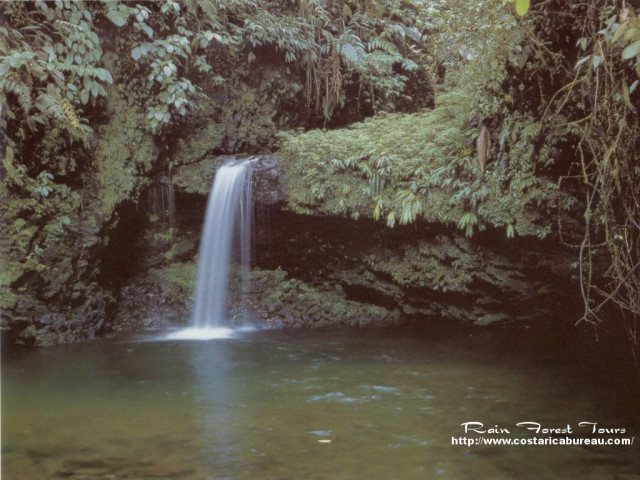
[106,5,130,27]
[621,40,640,60]
[515,0,530,17]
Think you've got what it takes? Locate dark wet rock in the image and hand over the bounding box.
[229,268,399,329]
[4,243,112,347]
[111,198,583,332]
[251,154,287,205]
[173,153,287,205]
[113,262,400,331]
[110,272,191,333]
[251,208,582,329]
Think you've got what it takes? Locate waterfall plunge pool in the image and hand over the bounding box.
[163,327,237,341]
[2,327,639,479]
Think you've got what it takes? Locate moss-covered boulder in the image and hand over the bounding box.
[110,262,195,332]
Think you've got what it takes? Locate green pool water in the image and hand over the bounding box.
[2,327,639,479]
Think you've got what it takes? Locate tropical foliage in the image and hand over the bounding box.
[281,0,640,357]
[0,0,435,343]
[281,0,573,239]
[1,0,639,354]
[281,90,572,239]
[550,2,640,333]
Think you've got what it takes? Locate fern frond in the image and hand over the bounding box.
[61,98,80,128]
[335,29,366,67]
[54,20,84,35]
[368,37,398,55]
[477,125,490,173]
[199,0,218,23]
[183,0,197,17]
[0,72,32,115]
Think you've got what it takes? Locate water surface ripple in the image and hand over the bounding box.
[2,328,639,479]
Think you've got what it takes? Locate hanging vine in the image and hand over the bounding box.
[540,0,640,369]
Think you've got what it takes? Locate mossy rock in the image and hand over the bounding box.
[241,267,396,328]
[18,325,37,341]
[172,160,217,194]
[147,262,196,296]
[92,88,158,219]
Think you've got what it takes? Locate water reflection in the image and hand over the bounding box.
[187,338,246,473]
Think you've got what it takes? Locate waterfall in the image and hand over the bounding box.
[191,159,253,330]
[147,177,176,232]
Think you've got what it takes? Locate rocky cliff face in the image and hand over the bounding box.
[253,209,581,328]
[108,154,582,335]
[4,215,112,347]
[2,150,583,348]
[0,92,158,347]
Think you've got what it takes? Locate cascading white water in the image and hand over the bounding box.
[169,160,252,340]
[193,159,252,328]
[147,177,177,231]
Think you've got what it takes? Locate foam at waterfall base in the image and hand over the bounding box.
[164,327,235,340]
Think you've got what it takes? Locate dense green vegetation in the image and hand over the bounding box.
[0,0,432,344]
[281,0,640,357]
[281,91,572,239]
[1,0,639,354]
